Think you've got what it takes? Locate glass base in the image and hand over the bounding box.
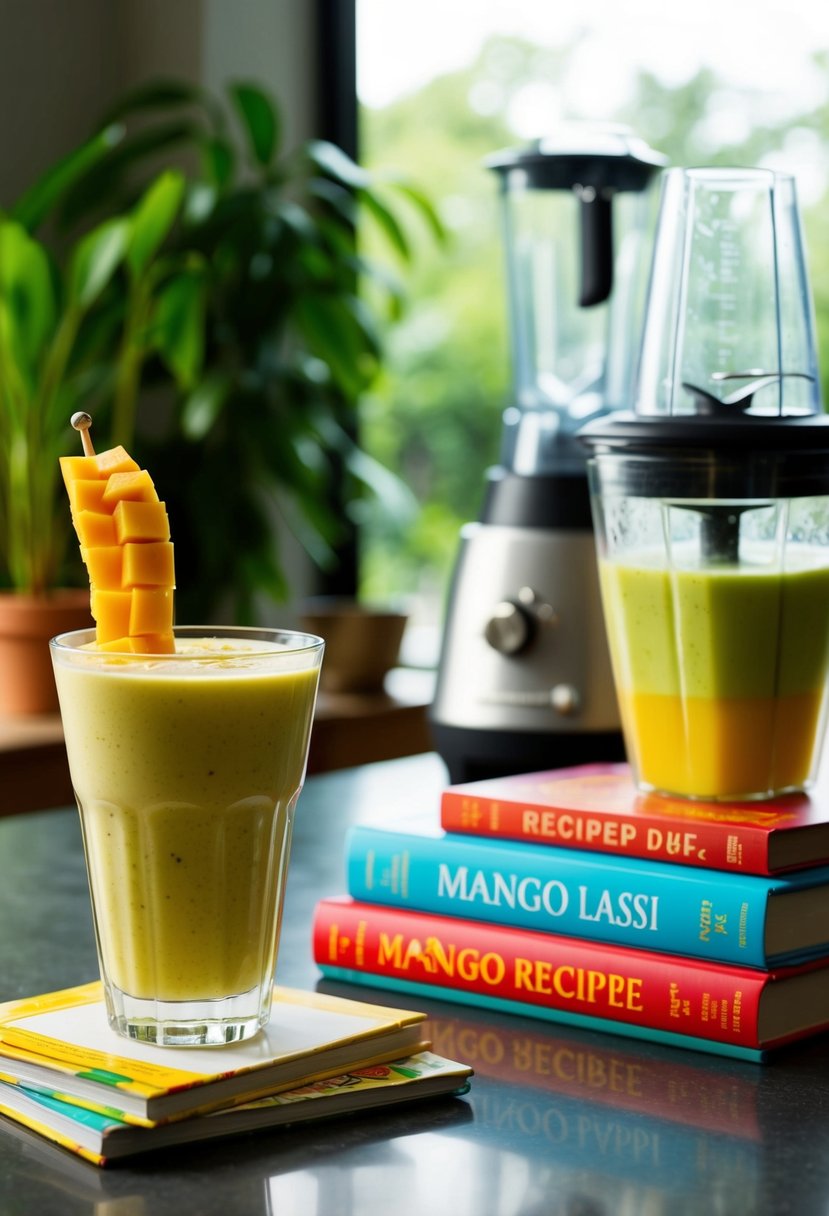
[105,983,271,1046]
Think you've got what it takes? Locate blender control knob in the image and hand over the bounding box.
[484,601,535,655]
[550,684,580,716]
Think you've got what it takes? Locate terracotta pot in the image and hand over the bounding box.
[299,600,408,694]
[0,589,93,715]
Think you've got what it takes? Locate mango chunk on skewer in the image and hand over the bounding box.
[80,546,123,590]
[61,434,176,654]
[130,588,174,636]
[122,542,175,589]
[113,500,170,544]
[97,634,176,654]
[74,511,118,547]
[102,470,159,505]
[90,590,133,643]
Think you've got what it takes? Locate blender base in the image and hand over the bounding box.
[431,720,626,785]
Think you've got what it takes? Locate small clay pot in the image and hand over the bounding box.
[299,600,408,694]
[0,589,93,715]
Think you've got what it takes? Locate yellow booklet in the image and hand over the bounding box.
[0,982,430,1126]
[0,1050,473,1166]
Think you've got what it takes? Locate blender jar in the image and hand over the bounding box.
[580,167,829,801]
[487,125,664,476]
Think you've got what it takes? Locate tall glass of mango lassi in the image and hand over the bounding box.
[51,626,323,1045]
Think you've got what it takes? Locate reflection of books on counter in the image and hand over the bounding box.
[345,820,829,967]
[461,1077,761,1207]
[0,981,432,1126]
[422,1007,770,1141]
[439,761,829,874]
[0,1051,472,1166]
[313,897,829,1061]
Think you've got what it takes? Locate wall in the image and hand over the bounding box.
[0,0,317,204]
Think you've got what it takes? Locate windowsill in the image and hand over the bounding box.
[0,668,436,816]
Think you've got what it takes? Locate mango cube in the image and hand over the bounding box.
[122,542,175,588]
[137,632,175,654]
[81,545,123,590]
[97,632,174,654]
[94,446,140,478]
[59,455,101,487]
[114,500,170,544]
[68,479,111,515]
[73,511,118,547]
[102,470,159,506]
[90,590,133,642]
[129,588,174,635]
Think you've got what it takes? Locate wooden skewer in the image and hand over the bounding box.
[71,412,96,457]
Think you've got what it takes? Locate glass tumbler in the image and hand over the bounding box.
[51,626,323,1045]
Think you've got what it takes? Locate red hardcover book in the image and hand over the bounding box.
[313,896,829,1061]
[439,763,829,875]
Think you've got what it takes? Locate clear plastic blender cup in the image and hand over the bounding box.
[580,168,829,801]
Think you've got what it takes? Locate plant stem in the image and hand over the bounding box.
[111,280,148,450]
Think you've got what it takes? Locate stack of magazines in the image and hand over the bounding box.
[313,761,829,1060]
[0,982,472,1164]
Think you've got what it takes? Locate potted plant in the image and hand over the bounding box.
[0,135,206,712]
[1,79,440,711]
[47,79,443,623]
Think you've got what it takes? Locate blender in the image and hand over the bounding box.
[581,166,829,801]
[430,125,665,783]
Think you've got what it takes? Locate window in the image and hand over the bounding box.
[355,0,829,665]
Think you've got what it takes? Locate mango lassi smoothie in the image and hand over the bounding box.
[51,628,323,1044]
[599,553,829,799]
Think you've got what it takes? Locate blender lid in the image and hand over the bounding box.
[577,410,829,498]
[578,409,829,454]
[486,123,666,192]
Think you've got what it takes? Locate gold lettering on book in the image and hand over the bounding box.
[521,810,638,848]
[376,932,506,985]
[514,959,643,1010]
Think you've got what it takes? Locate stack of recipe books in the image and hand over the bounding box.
[0,981,472,1165]
[312,761,829,1061]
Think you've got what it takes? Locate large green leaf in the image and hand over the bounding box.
[11,124,124,233]
[0,221,56,377]
[199,137,236,191]
[150,268,206,390]
[127,170,186,279]
[228,82,279,167]
[57,121,202,230]
[180,373,230,440]
[100,78,223,131]
[293,294,368,399]
[305,140,369,189]
[68,219,129,309]
[357,187,410,261]
[379,175,448,246]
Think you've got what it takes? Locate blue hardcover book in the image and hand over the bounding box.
[344,821,829,968]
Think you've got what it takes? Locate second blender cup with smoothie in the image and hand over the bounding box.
[581,166,829,801]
